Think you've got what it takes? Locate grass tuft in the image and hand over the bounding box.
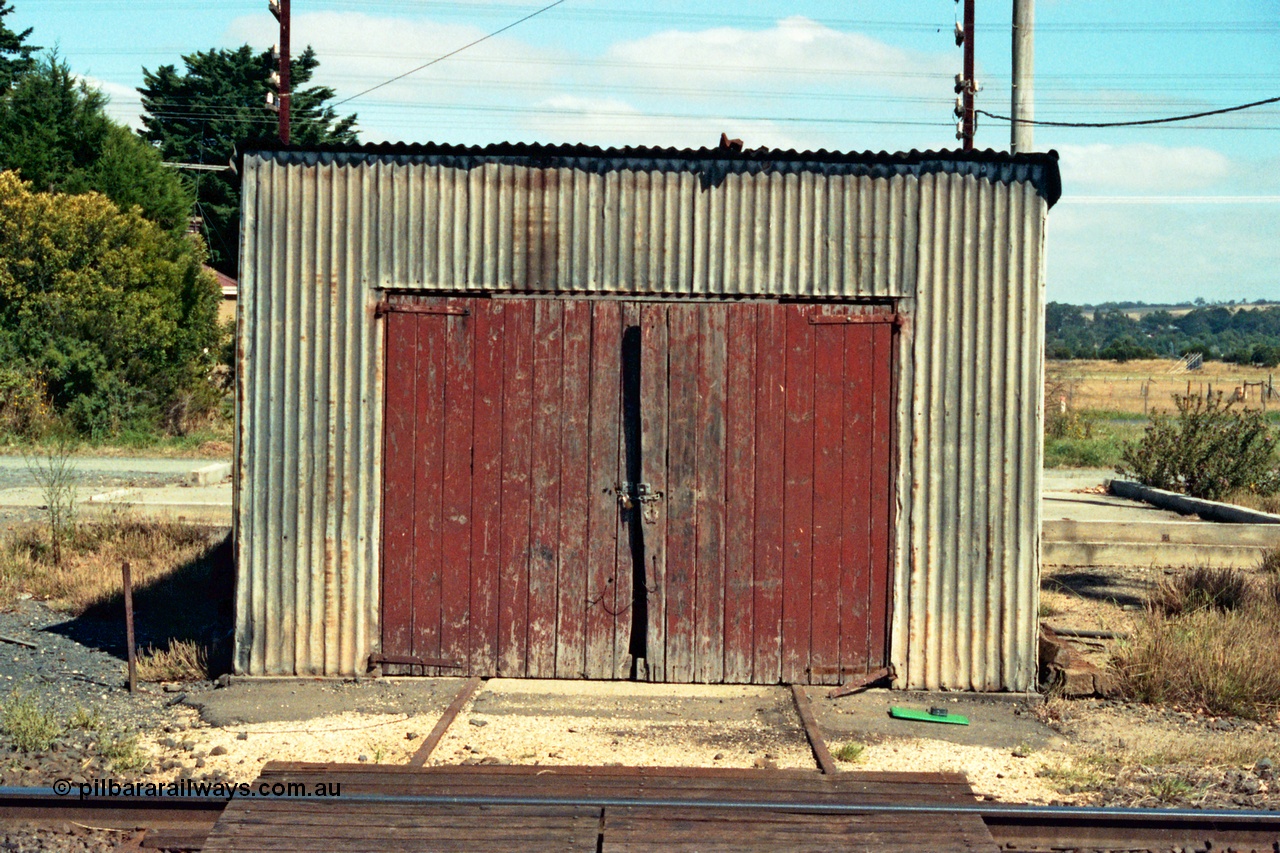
[0,692,62,752]
[1149,566,1251,616]
[137,639,210,682]
[833,742,865,763]
[96,730,147,773]
[1260,546,1280,575]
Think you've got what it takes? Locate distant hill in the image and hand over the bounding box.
[1047,302,1280,366]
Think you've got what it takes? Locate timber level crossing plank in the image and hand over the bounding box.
[201,764,997,852]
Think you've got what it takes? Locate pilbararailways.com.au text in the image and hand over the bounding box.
[54,778,342,801]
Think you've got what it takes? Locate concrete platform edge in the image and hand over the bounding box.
[1109,480,1280,525]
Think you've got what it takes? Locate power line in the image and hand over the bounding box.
[977,95,1280,128]
[330,0,568,108]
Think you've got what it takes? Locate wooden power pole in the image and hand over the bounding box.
[955,0,977,150]
[1011,0,1035,152]
[268,0,291,144]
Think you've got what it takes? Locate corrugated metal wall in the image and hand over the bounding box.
[235,149,1050,690]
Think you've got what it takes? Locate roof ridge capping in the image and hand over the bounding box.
[242,141,1062,208]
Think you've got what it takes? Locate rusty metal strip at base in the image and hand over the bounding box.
[369,653,464,670]
[790,685,838,775]
[827,665,894,699]
[409,677,484,767]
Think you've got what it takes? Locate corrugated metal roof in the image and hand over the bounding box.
[240,142,1062,207]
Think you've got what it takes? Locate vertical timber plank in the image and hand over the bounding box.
[498,299,534,678]
[585,302,622,679]
[556,300,592,679]
[842,325,874,674]
[869,323,895,666]
[470,299,504,676]
[528,300,565,678]
[381,312,417,661]
[413,309,446,674]
[694,304,727,683]
[440,298,475,674]
[639,303,668,681]
[723,303,757,684]
[663,302,699,683]
[810,320,844,685]
[753,303,786,685]
[782,304,816,684]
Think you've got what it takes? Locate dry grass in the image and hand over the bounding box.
[0,513,213,614]
[1149,567,1251,616]
[1114,600,1280,721]
[1226,491,1280,516]
[1047,359,1276,416]
[137,639,209,682]
[0,512,233,680]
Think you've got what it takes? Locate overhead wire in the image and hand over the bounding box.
[977,95,1280,128]
[329,0,568,108]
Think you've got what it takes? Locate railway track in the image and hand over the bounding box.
[2,785,1278,851]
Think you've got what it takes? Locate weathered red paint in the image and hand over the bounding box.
[381,296,895,684]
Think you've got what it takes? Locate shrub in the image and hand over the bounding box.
[1117,392,1279,501]
[0,170,223,438]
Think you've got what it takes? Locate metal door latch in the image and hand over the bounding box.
[617,481,664,523]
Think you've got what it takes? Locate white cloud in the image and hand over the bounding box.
[602,16,956,98]
[80,75,144,130]
[1057,143,1232,194]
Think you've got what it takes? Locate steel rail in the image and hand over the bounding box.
[4,785,1276,823]
[2,786,1277,849]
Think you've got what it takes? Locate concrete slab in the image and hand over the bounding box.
[471,679,799,727]
[187,678,465,727]
[811,689,1063,751]
[1042,490,1189,523]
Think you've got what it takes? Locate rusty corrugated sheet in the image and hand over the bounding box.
[235,147,1052,687]
[891,174,1046,691]
[235,155,383,676]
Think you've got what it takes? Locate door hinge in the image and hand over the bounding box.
[807,313,902,326]
[375,300,469,317]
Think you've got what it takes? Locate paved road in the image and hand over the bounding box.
[0,455,232,527]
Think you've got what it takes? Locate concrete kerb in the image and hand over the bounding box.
[189,461,232,486]
[1110,479,1280,525]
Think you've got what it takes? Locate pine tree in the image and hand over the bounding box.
[139,45,358,274]
[0,1,37,94]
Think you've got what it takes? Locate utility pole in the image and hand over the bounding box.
[1011,0,1034,152]
[954,0,977,150]
[267,0,291,144]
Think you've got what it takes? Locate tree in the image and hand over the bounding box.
[139,45,358,274]
[0,1,36,94]
[0,171,221,437]
[0,54,193,235]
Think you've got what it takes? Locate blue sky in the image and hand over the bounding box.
[9,0,1279,305]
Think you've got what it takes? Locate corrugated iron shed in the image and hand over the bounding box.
[235,143,1058,690]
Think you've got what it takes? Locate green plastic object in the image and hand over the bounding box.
[889,706,970,726]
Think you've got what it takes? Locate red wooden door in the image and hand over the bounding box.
[381,297,894,684]
[639,302,894,685]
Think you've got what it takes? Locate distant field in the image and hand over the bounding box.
[1047,359,1278,416]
